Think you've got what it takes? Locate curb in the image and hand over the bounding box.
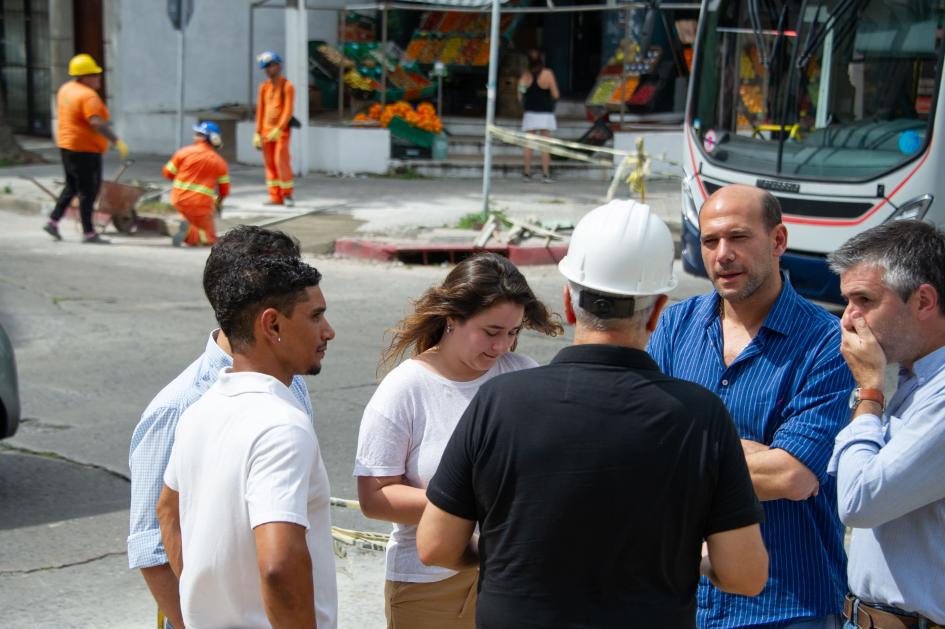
[335,238,568,266]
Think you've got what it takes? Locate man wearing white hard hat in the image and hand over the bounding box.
[417,200,768,628]
[648,184,854,629]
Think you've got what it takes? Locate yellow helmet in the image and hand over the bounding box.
[68,53,103,77]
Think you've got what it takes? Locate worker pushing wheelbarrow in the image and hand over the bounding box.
[40,52,133,244]
[27,159,147,238]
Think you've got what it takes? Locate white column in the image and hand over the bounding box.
[286,1,309,175]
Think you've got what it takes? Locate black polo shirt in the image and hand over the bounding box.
[427,344,763,629]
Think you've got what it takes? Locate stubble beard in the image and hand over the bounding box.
[713,265,770,304]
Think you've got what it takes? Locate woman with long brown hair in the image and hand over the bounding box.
[354,253,562,629]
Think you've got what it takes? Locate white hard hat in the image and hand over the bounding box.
[558,199,677,296]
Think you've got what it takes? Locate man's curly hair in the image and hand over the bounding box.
[203,225,301,309]
[209,255,322,352]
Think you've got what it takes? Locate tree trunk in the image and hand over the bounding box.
[0,82,33,165]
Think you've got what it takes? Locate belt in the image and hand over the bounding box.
[844,594,944,629]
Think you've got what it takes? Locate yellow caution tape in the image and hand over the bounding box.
[486,125,677,203]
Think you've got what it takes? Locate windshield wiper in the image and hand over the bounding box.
[776,0,809,174]
[797,0,862,68]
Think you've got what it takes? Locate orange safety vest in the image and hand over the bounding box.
[163,141,230,214]
[256,77,295,136]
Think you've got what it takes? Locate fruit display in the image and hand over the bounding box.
[402,7,521,67]
[588,77,621,106]
[344,69,377,93]
[315,43,353,70]
[585,37,664,111]
[353,101,443,134]
[329,40,434,102]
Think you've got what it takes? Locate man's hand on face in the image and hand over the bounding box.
[841,313,886,389]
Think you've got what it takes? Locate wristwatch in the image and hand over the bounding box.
[849,387,885,412]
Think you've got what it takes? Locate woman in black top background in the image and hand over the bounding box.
[517,49,560,183]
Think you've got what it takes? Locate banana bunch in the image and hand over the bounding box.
[344,69,374,91]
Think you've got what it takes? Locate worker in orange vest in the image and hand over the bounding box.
[253,50,295,207]
[163,122,230,247]
[43,53,129,244]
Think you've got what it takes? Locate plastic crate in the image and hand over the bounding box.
[391,136,432,159]
[388,116,435,149]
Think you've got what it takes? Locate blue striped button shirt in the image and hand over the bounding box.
[127,331,314,569]
[648,280,853,628]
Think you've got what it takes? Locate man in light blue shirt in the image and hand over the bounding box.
[828,219,945,627]
[127,226,314,629]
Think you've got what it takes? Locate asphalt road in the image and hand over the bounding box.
[0,203,712,627]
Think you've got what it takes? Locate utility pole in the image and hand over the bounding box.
[480,0,501,214]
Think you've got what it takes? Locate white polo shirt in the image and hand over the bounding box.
[164,368,337,629]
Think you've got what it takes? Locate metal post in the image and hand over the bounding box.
[481,0,501,214]
[381,4,388,107]
[437,74,443,118]
[339,9,346,119]
[619,7,629,129]
[177,27,186,146]
[249,3,255,109]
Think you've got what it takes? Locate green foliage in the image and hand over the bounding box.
[454,210,511,230]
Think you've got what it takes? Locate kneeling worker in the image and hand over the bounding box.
[163,121,230,247]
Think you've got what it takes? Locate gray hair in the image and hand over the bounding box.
[568,283,656,332]
[828,219,945,313]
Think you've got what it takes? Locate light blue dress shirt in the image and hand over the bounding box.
[828,344,945,624]
[127,330,314,570]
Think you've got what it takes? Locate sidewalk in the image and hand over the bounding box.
[2,140,682,254]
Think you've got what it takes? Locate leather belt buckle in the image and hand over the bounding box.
[843,594,919,629]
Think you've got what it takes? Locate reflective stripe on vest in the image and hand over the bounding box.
[173,180,216,198]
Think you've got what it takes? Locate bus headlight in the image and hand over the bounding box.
[888,194,933,222]
[682,177,700,227]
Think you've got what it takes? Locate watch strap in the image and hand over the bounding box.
[854,387,885,411]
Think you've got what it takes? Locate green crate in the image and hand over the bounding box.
[388,116,435,149]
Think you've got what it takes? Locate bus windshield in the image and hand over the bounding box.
[690,0,945,181]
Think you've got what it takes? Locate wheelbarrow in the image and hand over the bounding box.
[23,160,148,235]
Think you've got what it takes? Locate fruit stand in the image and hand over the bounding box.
[353,101,446,159]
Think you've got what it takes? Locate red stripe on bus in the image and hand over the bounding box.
[686,130,708,200]
[783,146,931,226]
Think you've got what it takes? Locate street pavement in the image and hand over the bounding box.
[0,154,708,627]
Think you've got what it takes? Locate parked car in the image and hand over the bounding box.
[0,322,20,439]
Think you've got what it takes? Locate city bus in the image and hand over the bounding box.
[681,0,945,302]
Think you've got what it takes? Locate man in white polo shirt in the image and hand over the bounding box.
[158,255,337,628]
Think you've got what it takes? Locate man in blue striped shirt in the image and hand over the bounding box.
[127,226,314,629]
[649,185,854,629]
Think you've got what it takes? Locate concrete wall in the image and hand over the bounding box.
[236,120,391,175]
[103,0,340,156]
